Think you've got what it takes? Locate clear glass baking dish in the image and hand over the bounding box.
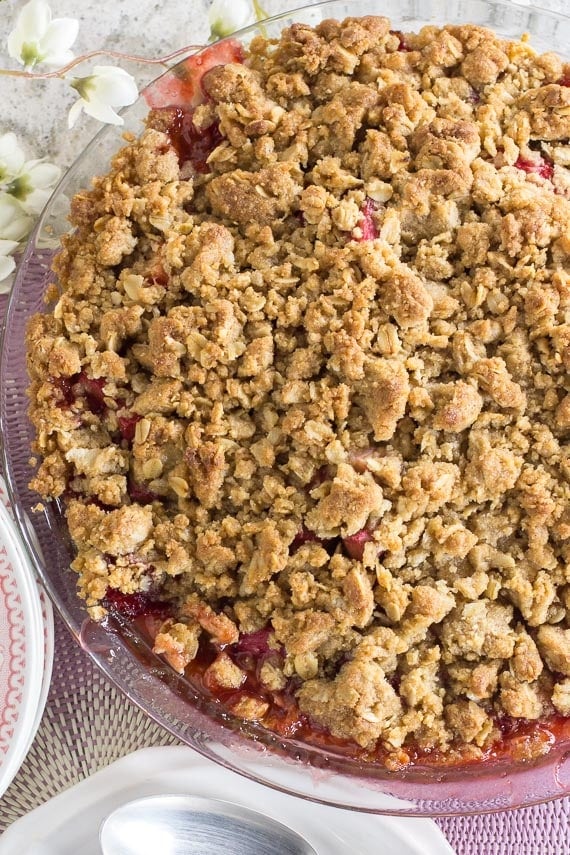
[3,0,570,816]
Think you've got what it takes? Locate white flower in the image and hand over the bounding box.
[208,0,255,39]
[0,194,32,242]
[0,239,19,290]
[7,159,61,215]
[68,66,139,127]
[0,132,61,218]
[7,0,79,70]
[0,133,26,184]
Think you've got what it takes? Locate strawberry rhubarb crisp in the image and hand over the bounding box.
[27,17,570,768]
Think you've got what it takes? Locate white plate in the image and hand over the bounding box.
[0,477,54,744]
[22,584,54,759]
[0,746,455,854]
[0,479,53,798]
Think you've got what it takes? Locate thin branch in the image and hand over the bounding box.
[252,0,269,20]
[0,44,204,79]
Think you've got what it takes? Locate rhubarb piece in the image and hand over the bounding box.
[355,198,380,241]
[342,528,376,561]
[514,155,553,181]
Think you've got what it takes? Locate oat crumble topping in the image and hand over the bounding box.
[26,17,570,766]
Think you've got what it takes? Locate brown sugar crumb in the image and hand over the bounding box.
[204,652,246,689]
[153,620,202,673]
[26,16,570,768]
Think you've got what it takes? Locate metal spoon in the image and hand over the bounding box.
[100,794,318,855]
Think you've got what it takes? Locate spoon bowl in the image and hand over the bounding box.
[100,794,318,855]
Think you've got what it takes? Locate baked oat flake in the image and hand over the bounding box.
[26,16,570,767]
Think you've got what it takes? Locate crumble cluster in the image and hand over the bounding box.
[27,16,570,764]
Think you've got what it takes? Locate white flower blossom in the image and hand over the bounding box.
[0,130,61,286]
[0,131,61,217]
[68,66,139,128]
[8,159,61,215]
[0,195,30,289]
[7,0,79,70]
[0,133,26,184]
[208,0,255,39]
[0,194,32,243]
[0,239,19,290]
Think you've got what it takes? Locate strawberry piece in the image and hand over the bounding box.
[342,529,376,560]
[559,74,570,87]
[390,30,412,52]
[118,412,141,442]
[166,108,224,172]
[232,627,274,658]
[495,714,523,738]
[229,627,285,684]
[127,477,159,504]
[54,372,106,413]
[514,155,554,181]
[82,378,106,414]
[355,198,380,241]
[307,464,334,491]
[147,260,168,288]
[104,588,168,619]
[290,526,322,554]
[144,39,244,109]
[348,447,375,473]
[53,375,76,407]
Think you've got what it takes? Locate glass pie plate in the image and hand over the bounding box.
[3,0,570,818]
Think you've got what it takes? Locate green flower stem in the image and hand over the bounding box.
[252,0,269,21]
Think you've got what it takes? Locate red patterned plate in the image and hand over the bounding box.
[0,477,54,758]
[0,498,45,797]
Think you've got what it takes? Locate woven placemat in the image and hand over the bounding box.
[2,614,570,853]
[0,616,179,831]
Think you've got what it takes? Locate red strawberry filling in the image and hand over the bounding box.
[229,627,286,672]
[127,476,159,504]
[104,588,169,619]
[307,464,334,490]
[514,155,553,181]
[118,412,141,442]
[342,528,376,560]
[390,30,412,52]
[55,372,107,414]
[230,626,275,658]
[290,526,322,554]
[146,261,168,288]
[166,107,224,173]
[53,375,76,407]
[77,374,107,414]
[348,447,376,473]
[355,198,380,241]
[144,39,245,174]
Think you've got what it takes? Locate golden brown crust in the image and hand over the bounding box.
[27,16,570,760]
